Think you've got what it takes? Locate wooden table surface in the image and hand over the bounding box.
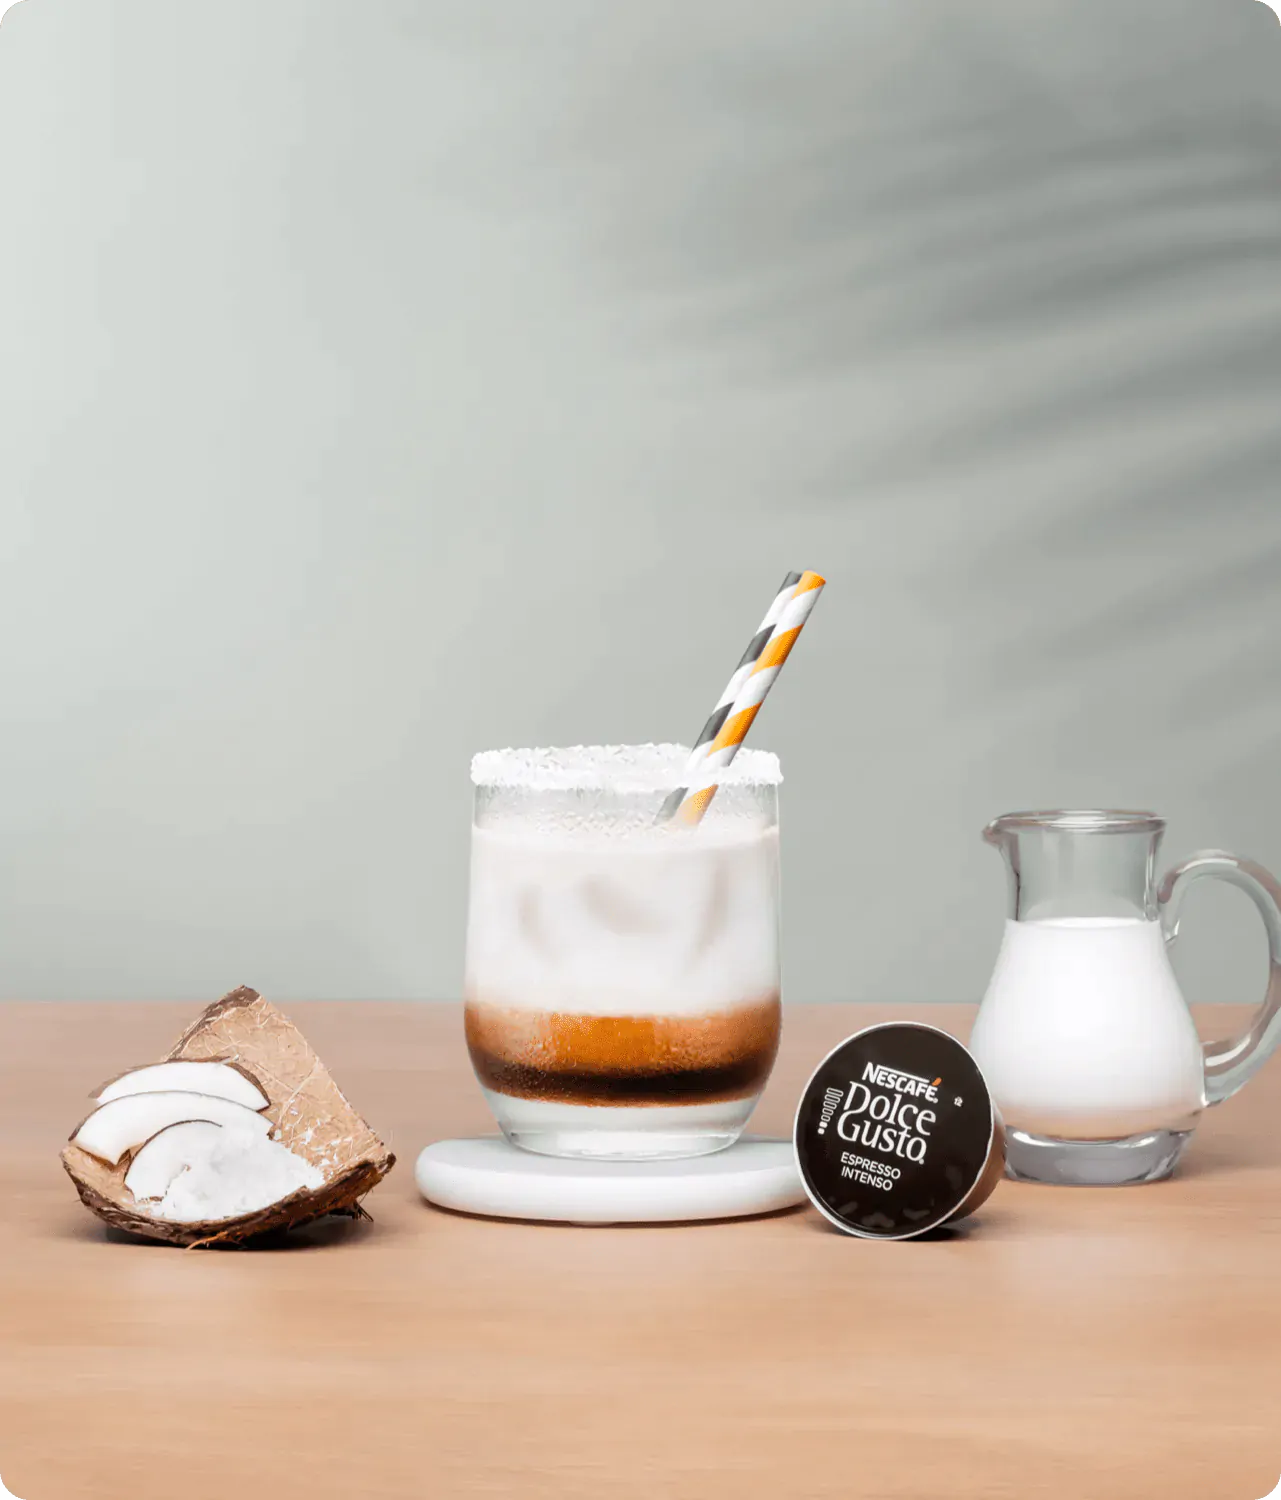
[0,1001,1278,1500]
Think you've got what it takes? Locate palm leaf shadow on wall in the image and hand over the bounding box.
[0,2,1278,1020]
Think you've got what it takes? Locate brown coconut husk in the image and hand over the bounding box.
[61,986,395,1248]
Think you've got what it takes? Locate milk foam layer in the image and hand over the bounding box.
[970,918,1205,1139]
[465,823,780,1016]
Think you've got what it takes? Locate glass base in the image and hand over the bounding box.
[481,1090,756,1162]
[1005,1127,1192,1186]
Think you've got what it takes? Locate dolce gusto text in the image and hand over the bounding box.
[835,1063,938,1162]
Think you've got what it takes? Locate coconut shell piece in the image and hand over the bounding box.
[61,986,395,1248]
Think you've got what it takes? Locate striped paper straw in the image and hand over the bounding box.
[660,569,826,826]
[657,569,804,820]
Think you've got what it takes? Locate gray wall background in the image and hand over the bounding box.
[1,0,1280,1004]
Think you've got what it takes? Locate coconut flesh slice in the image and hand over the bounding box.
[145,1127,325,1222]
[61,986,395,1247]
[125,1119,325,1221]
[72,1091,272,1167]
[124,1120,227,1201]
[96,1059,269,1111]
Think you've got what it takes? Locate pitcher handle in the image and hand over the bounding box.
[1158,850,1281,1106]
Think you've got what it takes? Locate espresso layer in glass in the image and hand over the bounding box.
[465,995,780,1106]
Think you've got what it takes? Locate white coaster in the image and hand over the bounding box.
[415,1136,805,1225]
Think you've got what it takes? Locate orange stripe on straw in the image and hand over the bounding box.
[752,625,801,675]
[709,703,762,755]
[675,786,719,825]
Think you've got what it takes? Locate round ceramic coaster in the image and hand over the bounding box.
[415,1136,805,1225]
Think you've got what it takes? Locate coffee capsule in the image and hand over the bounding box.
[793,1023,1005,1240]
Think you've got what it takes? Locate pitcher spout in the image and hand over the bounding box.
[982,818,1011,850]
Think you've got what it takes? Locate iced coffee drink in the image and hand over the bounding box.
[464,744,782,1159]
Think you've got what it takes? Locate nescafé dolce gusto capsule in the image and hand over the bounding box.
[793,1023,1005,1239]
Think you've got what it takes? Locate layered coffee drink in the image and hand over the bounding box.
[465,745,782,1159]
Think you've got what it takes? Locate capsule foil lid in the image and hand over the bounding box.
[793,1023,1004,1240]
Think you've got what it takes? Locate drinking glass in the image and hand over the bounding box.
[464,744,782,1160]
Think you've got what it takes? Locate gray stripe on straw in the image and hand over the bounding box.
[657,785,687,820]
[693,701,734,751]
[734,625,774,672]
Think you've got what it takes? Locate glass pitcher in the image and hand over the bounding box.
[969,810,1281,1186]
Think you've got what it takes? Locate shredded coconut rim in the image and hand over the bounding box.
[471,742,782,792]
